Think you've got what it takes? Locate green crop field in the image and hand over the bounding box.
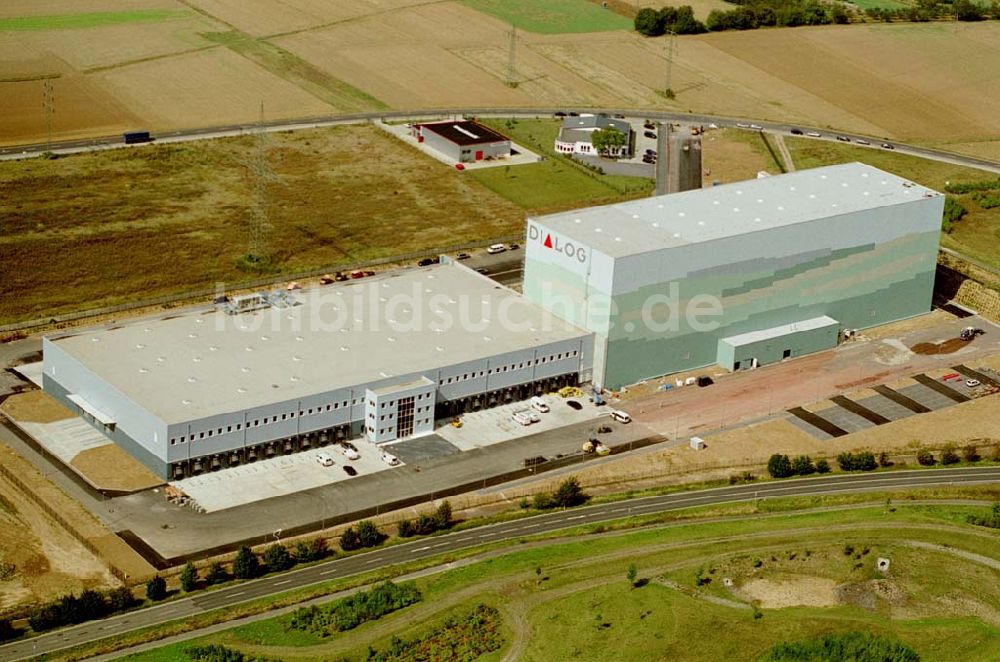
[460,0,633,34]
[122,499,1000,662]
[0,10,189,31]
[786,137,1000,269]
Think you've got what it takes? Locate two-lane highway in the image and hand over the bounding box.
[2,466,997,661]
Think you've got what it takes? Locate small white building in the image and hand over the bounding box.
[554,115,633,158]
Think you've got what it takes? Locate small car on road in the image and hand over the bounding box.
[966,378,981,388]
[341,446,360,461]
[487,244,506,254]
[342,465,357,476]
[566,400,583,411]
[381,451,400,466]
[315,452,335,467]
[531,396,550,413]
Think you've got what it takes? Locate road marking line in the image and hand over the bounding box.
[567,515,586,520]
[274,580,291,586]
[365,559,378,564]
[432,542,448,548]
[229,591,245,597]
[414,546,431,552]
[521,524,539,529]
[320,569,336,575]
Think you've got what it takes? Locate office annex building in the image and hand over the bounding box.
[43,163,943,479]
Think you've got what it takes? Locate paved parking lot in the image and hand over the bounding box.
[173,443,401,512]
[786,367,999,440]
[436,393,609,450]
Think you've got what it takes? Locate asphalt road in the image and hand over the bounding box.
[2,466,997,661]
[3,106,999,175]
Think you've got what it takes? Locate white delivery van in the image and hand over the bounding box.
[609,410,631,424]
[531,396,550,413]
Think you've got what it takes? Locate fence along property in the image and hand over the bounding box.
[0,450,154,585]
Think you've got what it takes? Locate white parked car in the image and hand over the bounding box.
[380,450,400,466]
[609,410,631,424]
[512,410,540,426]
[341,445,360,460]
[530,396,550,413]
[315,452,335,467]
[965,378,981,388]
[486,243,507,254]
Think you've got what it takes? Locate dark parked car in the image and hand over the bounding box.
[554,111,567,117]
[644,131,657,139]
[696,375,714,387]
[644,122,656,130]
[836,135,851,142]
[881,143,895,150]
[568,111,580,117]
[790,128,803,135]
[475,267,490,275]
[645,148,657,155]
[566,400,583,410]
[417,257,437,266]
[342,465,358,477]
[456,252,471,260]
[508,243,519,250]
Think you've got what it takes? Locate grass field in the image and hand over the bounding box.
[847,0,909,10]
[0,9,187,31]
[786,137,1000,268]
[471,118,653,213]
[0,125,523,324]
[0,121,652,325]
[460,0,633,33]
[121,500,1000,661]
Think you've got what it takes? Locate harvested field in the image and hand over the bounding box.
[93,47,333,129]
[17,16,222,72]
[736,576,840,609]
[273,3,525,109]
[0,0,181,20]
[0,124,525,323]
[0,390,73,424]
[695,23,1000,143]
[0,74,143,146]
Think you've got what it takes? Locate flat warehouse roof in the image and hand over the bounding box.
[531,163,941,258]
[48,264,588,424]
[720,316,839,347]
[420,121,509,146]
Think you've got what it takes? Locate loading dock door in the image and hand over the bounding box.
[475,150,483,160]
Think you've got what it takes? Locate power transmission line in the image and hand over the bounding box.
[241,103,281,266]
[506,23,518,88]
[42,79,54,151]
[664,30,676,99]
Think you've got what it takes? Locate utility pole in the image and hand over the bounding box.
[506,23,518,88]
[42,79,54,151]
[664,30,676,99]
[242,103,280,266]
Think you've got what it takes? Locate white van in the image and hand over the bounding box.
[530,396,550,413]
[609,410,631,424]
[487,244,507,254]
[512,410,539,426]
[315,452,335,467]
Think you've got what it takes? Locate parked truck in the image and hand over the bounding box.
[960,327,985,341]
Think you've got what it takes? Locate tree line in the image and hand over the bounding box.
[636,0,1000,37]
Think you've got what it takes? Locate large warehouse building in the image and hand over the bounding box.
[523,162,944,389]
[42,263,592,479]
[41,162,943,479]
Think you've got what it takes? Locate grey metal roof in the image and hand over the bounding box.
[49,264,588,424]
[719,315,838,347]
[530,163,941,258]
